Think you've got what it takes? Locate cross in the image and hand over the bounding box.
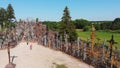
[108,35,117,60]
[108,35,117,68]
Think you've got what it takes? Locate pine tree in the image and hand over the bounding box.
[7,4,15,28]
[36,18,39,23]
[0,8,7,30]
[59,6,77,41]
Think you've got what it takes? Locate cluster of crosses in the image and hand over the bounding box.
[5,20,120,68]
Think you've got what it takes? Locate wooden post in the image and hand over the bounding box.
[56,33,58,49]
[102,39,106,62]
[111,55,115,68]
[64,32,68,53]
[8,42,10,63]
[91,24,95,54]
[83,43,87,61]
[77,37,80,57]
[109,35,115,60]
[60,35,62,50]
[48,38,51,48]
[110,42,113,60]
[44,35,47,46]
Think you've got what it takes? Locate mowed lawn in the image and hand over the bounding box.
[76,30,120,48]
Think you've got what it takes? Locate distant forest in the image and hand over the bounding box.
[42,18,120,31]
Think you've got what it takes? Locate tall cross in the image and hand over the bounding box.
[108,35,117,60]
[108,35,117,68]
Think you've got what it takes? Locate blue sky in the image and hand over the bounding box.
[0,0,120,21]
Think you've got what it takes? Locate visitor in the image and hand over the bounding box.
[30,44,32,50]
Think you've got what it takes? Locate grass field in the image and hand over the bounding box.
[76,29,120,48]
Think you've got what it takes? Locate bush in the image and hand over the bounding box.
[83,26,90,31]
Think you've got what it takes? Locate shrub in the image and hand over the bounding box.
[83,26,90,31]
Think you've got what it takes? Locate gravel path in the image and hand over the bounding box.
[0,42,93,68]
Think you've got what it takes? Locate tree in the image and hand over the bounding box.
[59,6,77,41]
[74,19,90,29]
[7,4,15,29]
[36,18,39,23]
[111,18,120,30]
[0,8,7,30]
[83,26,90,31]
[94,23,101,30]
[42,21,60,31]
[100,22,112,30]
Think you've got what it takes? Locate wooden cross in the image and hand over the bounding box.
[108,35,117,68]
[108,35,117,60]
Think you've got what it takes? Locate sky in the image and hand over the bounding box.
[0,0,120,21]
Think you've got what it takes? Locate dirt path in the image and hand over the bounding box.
[0,42,93,68]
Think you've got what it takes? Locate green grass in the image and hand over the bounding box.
[52,62,67,68]
[56,64,67,68]
[76,29,120,48]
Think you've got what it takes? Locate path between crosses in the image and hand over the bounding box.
[0,42,93,68]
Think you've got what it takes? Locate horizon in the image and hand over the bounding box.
[0,0,120,21]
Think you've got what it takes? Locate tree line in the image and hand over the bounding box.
[0,4,16,31]
[43,18,120,31]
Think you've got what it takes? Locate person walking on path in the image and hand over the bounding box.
[30,44,32,50]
